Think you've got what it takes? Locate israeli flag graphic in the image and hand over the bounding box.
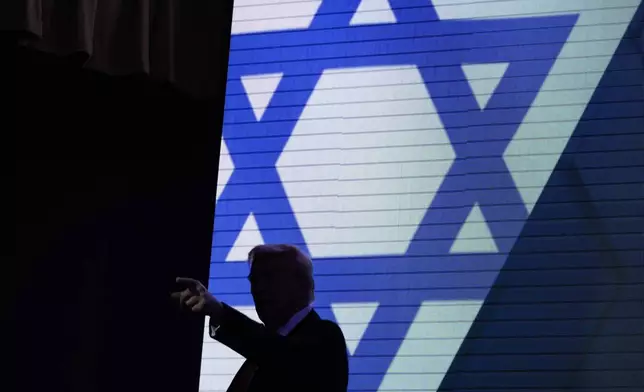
[200,1,641,391]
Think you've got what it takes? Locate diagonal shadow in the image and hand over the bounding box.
[440,3,644,391]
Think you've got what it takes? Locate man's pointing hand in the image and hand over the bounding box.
[172,277,223,318]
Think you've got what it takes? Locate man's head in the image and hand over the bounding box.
[247,244,315,329]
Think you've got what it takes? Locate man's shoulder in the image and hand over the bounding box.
[318,319,344,338]
[314,318,349,377]
[305,315,347,347]
[297,311,340,334]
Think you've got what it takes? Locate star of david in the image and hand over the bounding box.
[209,1,579,390]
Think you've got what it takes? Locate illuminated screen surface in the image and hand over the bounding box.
[200,1,639,391]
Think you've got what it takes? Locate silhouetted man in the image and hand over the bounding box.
[173,244,349,392]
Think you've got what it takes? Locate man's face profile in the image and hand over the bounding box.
[248,247,309,329]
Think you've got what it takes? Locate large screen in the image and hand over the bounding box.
[200,1,639,391]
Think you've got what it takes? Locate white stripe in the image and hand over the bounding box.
[231,0,322,35]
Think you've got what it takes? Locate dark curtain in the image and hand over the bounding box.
[8,2,233,392]
[2,0,232,98]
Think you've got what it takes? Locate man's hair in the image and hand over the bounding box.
[248,244,315,301]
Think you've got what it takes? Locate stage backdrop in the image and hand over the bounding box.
[202,1,643,391]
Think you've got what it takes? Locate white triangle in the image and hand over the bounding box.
[379,300,483,391]
[462,62,509,109]
[226,213,265,262]
[450,203,498,253]
[350,0,397,25]
[216,139,234,201]
[332,302,379,355]
[240,73,283,121]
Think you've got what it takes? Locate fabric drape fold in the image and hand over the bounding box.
[2,0,233,98]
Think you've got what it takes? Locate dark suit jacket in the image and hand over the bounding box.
[210,303,349,392]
